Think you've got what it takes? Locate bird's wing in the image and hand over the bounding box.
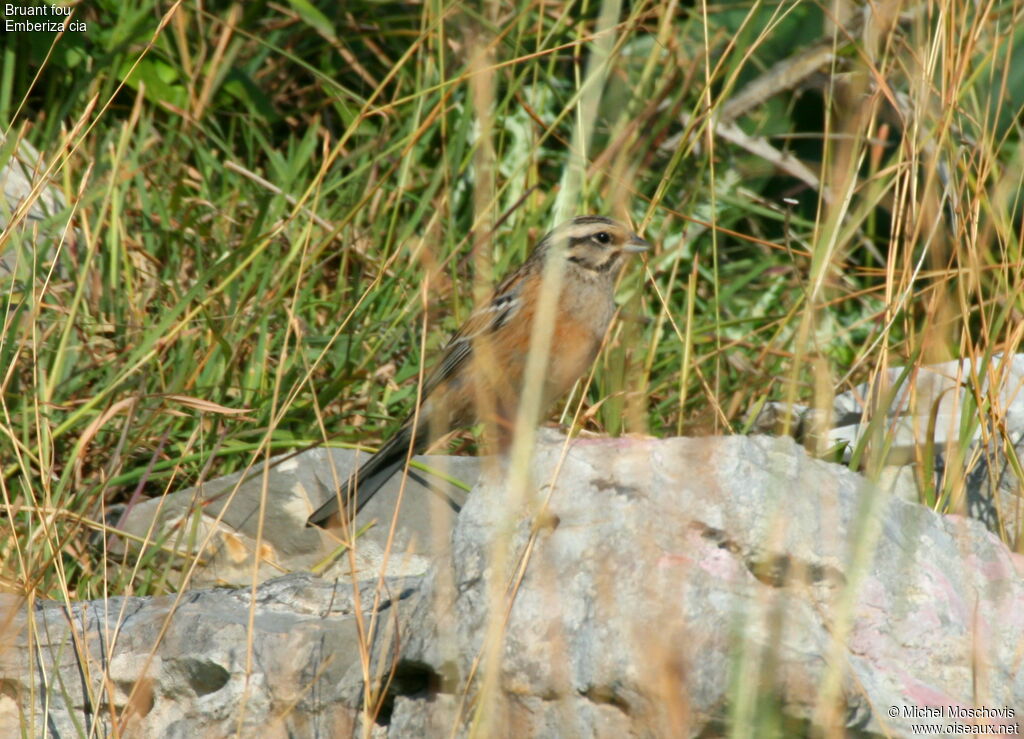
[424,273,526,395]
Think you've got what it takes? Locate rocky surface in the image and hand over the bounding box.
[113,447,478,587]
[0,133,68,279]
[3,434,1023,737]
[0,573,418,737]
[388,434,1024,736]
[752,354,1024,544]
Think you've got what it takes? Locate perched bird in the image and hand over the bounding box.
[307,215,649,528]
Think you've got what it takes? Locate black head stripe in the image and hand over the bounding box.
[571,215,615,226]
[595,253,620,272]
[535,216,620,255]
[567,251,619,272]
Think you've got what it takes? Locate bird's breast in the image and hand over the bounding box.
[545,287,615,397]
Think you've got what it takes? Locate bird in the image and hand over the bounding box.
[307,215,649,528]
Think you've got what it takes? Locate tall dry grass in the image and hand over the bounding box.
[2,0,1023,733]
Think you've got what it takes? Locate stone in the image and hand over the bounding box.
[0,573,418,737]
[114,447,479,587]
[751,355,1024,543]
[4,435,1022,736]
[0,134,68,279]
[387,434,1024,736]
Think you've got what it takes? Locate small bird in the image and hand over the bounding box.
[307,215,649,527]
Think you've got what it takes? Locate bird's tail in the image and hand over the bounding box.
[306,423,421,527]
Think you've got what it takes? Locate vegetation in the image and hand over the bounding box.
[2,0,1022,733]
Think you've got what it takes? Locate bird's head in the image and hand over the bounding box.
[541,215,649,277]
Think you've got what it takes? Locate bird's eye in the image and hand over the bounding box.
[594,231,611,244]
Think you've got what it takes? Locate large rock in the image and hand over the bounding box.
[0,573,418,737]
[3,435,1022,736]
[752,354,1024,543]
[387,434,1024,736]
[114,447,478,587]
[0,134,68,279]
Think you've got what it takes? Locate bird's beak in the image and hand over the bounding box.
[622,233,650,253]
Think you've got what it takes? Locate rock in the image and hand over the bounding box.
[0,134,68,279]
[0,573,419,737]
[4,435,1022,736]
[388,434,1024,736]
[750,355,1024,543]
[114,447,479,587]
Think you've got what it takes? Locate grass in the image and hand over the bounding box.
[2,0,1024,734]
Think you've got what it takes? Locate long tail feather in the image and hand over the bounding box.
[306,424,420,527]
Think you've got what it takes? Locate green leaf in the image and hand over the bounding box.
[284,0,337,42]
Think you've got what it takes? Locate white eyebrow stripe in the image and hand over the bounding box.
[562,224,607,240]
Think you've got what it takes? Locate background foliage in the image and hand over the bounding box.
[2,0,1023,599]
